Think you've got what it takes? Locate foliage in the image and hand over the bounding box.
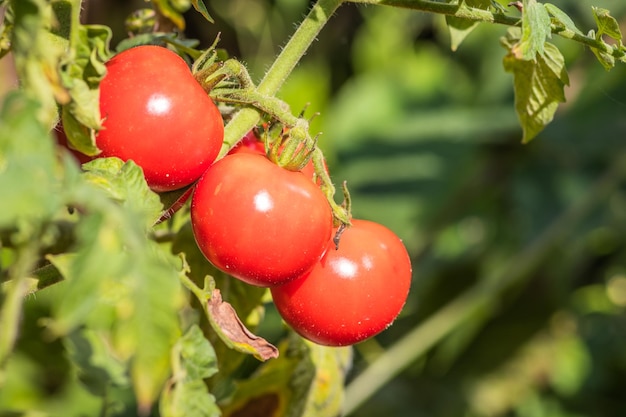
[2,0,626,416]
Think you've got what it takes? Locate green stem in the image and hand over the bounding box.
[343,150,626,415]
[347,0,623,57]
[0,245,38,375]
[219,0,344,157]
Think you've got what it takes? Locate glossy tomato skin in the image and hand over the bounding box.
[271,219,412,346]
[190,153,333,286]
[97,45,223,192]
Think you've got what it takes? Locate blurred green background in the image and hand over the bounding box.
[90,1,626,416]
[5,0,626,416]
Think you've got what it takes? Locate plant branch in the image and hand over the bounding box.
[219,0,343,157]
[343,150,626,415]
[347,0,623,57]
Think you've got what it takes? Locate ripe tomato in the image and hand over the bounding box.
[270,219,412,346]
[97,45,224,192]
[190,153,333,286]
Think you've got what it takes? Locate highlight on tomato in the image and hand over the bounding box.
[95,45,224,192]
[271,219,412,346]
[190,152,333,287]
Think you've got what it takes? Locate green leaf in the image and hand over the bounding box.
[592,7,623,43]
[151,0,189,30]
[179,325,218,381]
[221,334,352,417]
[81,157,164,228]
[0,92,63,231]
[502,28,569,143]
[49,204,185,410]
[220,333,315,417]
[160,325,220,417]
[65,328,130,396]
[301,342,352,417]
[59,20,112,155]
[191,0,214,23]
[513,0,551,61]
[10,0,68,127]
[545,4,583,37]
[446,0,491,51]
[590,40,616,71]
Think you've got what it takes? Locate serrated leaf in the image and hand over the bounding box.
[592,7,623,43]
[502,28,569,143]
[513,0,551,60]
[180,325,218,381]
[545,4,583,37]
[191,0,214,23]
[49,202,185,410]
[81,157,164,227]
[162,380,220,417]
[0,92,63,230]
[160,325,220,417]
[59,21,112,155]
[446,0,491,51]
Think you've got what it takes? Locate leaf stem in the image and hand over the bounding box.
[219,0,344,157]
[347,0,623,57]
[343,150,626,415]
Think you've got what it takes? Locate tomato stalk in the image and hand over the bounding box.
[216,0,344,156]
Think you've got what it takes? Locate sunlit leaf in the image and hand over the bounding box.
[160,325,220,417]
[191,0,214,23]
[446,0,491,51]
[512,0,551,61]
[502,28,568,143]
[592,7,623,43]
[0,92,63,230]
[10,0,67,127]
[545,4,583,37]
[81,158,164,228]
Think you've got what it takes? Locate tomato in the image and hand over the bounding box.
[97,45,224,192]
[228,130,323,182]
[190,153,333,286]
[270,219,412,346]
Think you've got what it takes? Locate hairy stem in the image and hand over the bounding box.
[347,0,623,57]
[219,0,343,157]
[343,150,626,415]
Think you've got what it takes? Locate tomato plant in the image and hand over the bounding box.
[3,0,626,416]
[271,219,412,346]
[190,152,333,286]
[95,45,224,192]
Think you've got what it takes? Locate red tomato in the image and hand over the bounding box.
[228,130,323,182]
[271,219,412,346]
[190,153,333,286]
[97,45,224,192]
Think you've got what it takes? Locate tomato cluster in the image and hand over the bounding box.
[59,45,412,347]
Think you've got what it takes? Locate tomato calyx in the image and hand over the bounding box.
[193,48,352,228]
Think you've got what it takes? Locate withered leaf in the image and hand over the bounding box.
[207,289,279,361]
